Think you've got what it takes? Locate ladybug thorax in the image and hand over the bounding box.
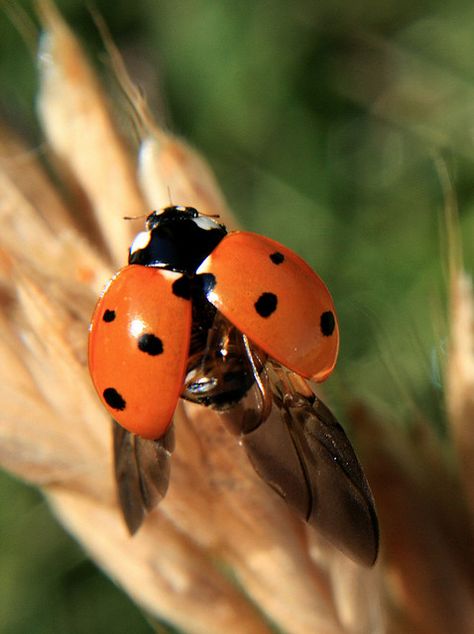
[129,206,227,275]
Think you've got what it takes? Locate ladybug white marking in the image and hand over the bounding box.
[193,216,221,231]
[130,230,151,255]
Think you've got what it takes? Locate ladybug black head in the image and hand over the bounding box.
[129,205,227,275]
[145,206,200,230]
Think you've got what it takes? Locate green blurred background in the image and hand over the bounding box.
[0,1,473,632]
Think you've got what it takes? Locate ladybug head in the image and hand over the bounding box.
[145,206,199,230]
[129,205,227,274]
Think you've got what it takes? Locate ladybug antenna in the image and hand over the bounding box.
[123,213,148,221]
[167,185,174,207]
[200,211,221,219]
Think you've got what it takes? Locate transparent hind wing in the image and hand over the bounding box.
[228,361,379,566]
[113,420,175,534]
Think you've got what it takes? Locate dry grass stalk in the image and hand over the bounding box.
[1,1,473,633]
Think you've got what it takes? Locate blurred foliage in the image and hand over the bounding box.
[0,470,153,634]
[0,0,473,632]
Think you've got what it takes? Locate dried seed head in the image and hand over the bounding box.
[1,4,379,632]
[2,2,473,633]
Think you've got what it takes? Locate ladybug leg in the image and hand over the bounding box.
[183,313,266,410]
[241,333,273,420]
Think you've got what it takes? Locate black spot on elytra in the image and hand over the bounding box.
[103,309,116,322]
[269,251,284,265]
[255,292,278,318]
[320,311,335,336]
[103,387,126,411]
[199,273,217,295]
[138,333,164,356]
[172,276,192,300]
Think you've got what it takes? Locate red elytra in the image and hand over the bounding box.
[197,231,339,382]
[88,266,191,439]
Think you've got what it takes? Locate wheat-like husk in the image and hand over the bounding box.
[1,2,473,633]
[447,273,474,515]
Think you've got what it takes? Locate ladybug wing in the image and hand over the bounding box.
[220,359,378,566]
[197,232,339,382]
[186,312,378,565]
[89,265,192,440]
[113,421,175,534]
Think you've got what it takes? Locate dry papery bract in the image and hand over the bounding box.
[0,2,473,633]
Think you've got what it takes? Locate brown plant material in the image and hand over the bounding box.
[352,405,474,634]
[446,273,474,523]
[1,2,474,633]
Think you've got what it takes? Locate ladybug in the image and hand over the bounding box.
[89,206,378,566]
